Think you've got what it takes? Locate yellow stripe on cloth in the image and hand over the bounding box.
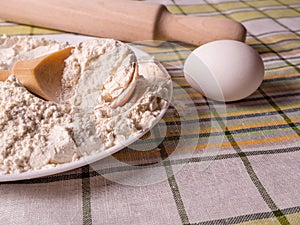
[226,118,300,132]
[0,23,62,35]
[0,25,32,35]
[244,0,282,8]
[166,4,216,14]
[265,8,300,18]
[234,212,300,225]
[112,132,299,160]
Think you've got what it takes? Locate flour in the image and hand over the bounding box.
[0,35,68,70]
[0,75,78,174]
[94,61,171,149]
[0,35,171,175]
[61,39,136,104]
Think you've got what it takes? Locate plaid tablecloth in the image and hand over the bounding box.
[0,0,299,224]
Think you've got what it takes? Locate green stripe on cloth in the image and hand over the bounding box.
[166,3,300,23]
[150,30,190,223]
[188,207,300,224]
[196,2,292,223]
[248,33,300,73]
[82,166,92,225]
[264,8,300,18]
[240,0,300,37]
[226,129,290,225]
[285,212,300,225]
[259,88,300,136]
[237,213,300,225]
[160,143,190,225]
[241,0,282,8]
[166,1,297,15]
[232,9,296,22]
[277,0,300,4]
[276,0,300,14]
[1,146,299,186]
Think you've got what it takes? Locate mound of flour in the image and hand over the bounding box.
[0,35,171,175]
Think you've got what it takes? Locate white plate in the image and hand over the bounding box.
[0,36,173,182]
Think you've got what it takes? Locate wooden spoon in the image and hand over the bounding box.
[0,47,74,102]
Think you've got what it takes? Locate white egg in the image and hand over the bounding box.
[183,40,264,102]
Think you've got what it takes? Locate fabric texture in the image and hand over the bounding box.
[0,0,299,224]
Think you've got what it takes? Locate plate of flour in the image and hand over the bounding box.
[0,35,173,181]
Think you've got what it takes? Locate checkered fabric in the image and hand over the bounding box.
[0,0,299,224]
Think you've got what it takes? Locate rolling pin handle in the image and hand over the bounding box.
[156,7,247,45]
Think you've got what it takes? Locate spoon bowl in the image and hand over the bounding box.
[0,46,74,102]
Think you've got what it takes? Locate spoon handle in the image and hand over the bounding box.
[0,70,11,81]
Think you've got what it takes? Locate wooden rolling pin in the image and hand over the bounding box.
[0,0,246,46]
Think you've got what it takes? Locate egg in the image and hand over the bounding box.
[183,40,264,102]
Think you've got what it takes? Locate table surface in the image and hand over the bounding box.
[0,0,299,224]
